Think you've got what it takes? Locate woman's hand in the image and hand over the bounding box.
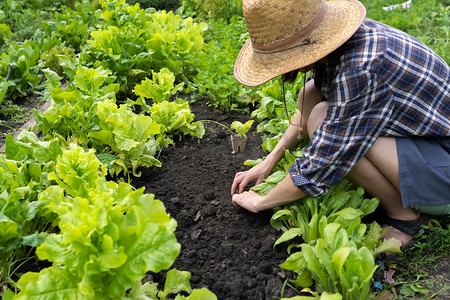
[231,159,274,195]
[232,175,306,213]
[231,191,264,213]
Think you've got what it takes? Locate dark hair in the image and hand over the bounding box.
[281,69,300,83]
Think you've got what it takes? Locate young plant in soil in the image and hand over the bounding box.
[230,120,254,153]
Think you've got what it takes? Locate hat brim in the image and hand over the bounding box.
[234,0,366,86]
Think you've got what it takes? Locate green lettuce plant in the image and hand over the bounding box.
[252,73,304,152]
[129,268,217,300]
[80,0,207,96]
[133,67,184,109]
[270,181,380,245]
[0,155,48,292]
[0,131,66,292]
[39,45,76,80]
[88,98,163,177]
[0,39,43,105]
[42,0,98,52]
[0,23,12,47]
[280,222,378,300]
[13,147,181,299]
[231,120,254,138]
[267,180,401,299]
[149,99,205,146]
[177,0,242,22]
[34,65,119,141]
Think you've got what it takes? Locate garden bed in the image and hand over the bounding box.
[1,98,449,299]
[130,100,296,299]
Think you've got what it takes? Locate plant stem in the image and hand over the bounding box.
[196,119,233,135]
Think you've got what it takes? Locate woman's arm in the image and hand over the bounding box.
[232,174,306,212]
[231,79,322,195]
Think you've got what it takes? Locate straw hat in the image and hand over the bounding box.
[234,0,366,86]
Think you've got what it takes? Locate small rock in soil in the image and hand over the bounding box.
[194,211,201,222]
[169,196,180,203]
[190,229,202,240]
[260,263,273,275]
[203,192,215,200]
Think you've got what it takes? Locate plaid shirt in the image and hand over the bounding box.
[289,18,450,197]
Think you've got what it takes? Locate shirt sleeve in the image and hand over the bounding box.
[289,69,392,197]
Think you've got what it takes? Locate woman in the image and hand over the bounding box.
[231,0,449,248]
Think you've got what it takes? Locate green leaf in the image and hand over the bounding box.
[231,120,254,138]
[308,214,319,242]
[96,153,119,168]
[371,237,402,258]
[42,68,62,87]
[185,288,218,300]
[134,68,183,104]
[24,201,46,221]
[331,247,351,276]
[15,267,80,299]
[319,292,343,300]
[280,251,306,271]
[21,233,46,248]
[164,269,192,295]
[408,283,429,294]
[301,244,328,289]
[291,268,313,288]
[0,213,19,245]
[331,208,363,221]
[274,228,303,247]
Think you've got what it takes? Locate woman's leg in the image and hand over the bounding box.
[348,138,419,244]
[308,101,419,245]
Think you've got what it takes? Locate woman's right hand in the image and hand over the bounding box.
[231,159,274,195]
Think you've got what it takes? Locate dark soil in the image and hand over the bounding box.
[130,100,297,300]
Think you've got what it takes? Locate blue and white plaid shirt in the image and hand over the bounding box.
[289,18,450,197]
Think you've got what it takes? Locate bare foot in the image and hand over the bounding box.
[383,226,413,245]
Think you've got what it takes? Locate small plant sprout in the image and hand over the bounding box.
[231,120,254,138]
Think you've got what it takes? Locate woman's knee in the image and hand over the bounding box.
[307,101,329,137]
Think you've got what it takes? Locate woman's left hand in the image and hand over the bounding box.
[231,175,306,213]
[231,191,264,213]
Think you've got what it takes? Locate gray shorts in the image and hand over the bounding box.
[396,137,450,215]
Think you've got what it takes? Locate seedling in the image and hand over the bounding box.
[197,119,254,152]
[231,120,254,138]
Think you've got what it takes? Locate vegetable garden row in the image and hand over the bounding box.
[0,0,448,299]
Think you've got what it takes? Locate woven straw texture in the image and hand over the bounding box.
[234,0,366,86]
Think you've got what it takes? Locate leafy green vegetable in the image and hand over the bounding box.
[270,180,380,245]
[34,65,119,141]
[0,23,12,46]
[15,147,181,299]
[89,99,162,177]
[80,1,207,95]
[188,17,255,111]
[149,99,205,146]
[0,39,43,105]
[40,45,76,80]
[42,0,98,52]
[133,268,218,300]
[231,120,254,138]
[280,222,380,299]
[0,131,65,291]
[178,0,242,22]
[134,67,184,108]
